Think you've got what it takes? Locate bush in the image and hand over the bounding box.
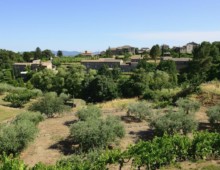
[76,105,101,121]
[29,92,71,117]
[143,89,175,103]
[0,120,38,155]
[206,105,220,128]
[3,89,42,108]
[176,98,200,114]
[70,116,125,151]
[150,110,198,135]
[0,111,43,155]
[127,101,152,121]
[13,112,44,125]
[4,91,32,107]
[0,153,28,170]
[191,131,220,159]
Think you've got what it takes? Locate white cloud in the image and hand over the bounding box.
[117,31,220,44]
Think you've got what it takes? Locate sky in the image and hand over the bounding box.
[0,0,220,52]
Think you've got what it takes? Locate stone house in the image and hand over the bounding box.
[81,50,93,56]
[161,57,192,71]
[13,60,53,77]
[180,42,198,54]
[81,58,123,70]
[109,45,136,55]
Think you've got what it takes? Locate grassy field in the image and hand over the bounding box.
[0,105,25,122]
[0,94,26,122]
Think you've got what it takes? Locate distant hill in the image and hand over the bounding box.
[52,51,81,56]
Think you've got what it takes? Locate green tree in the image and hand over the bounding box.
[65,64,86,97]
[70,115,125,151]
[42,49,53,59]
[30,69,56,92]
[23,52,34,62]
[76,105,101,121]
[34,47,42,60]
[150,70,171,90]
[176,98,200,114]
[127,101,152,121]
[189,41,212,82]
[57,50,63,57]
[150,109,198,135]
[84,75,118,102]
[137,59,156,72]
[206,105,220,129]
[150,45,161,63]
[157,60,178,85]
[29,92,70,117]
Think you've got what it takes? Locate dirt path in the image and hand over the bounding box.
[20,113,76,167]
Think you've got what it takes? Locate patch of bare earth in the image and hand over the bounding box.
[20,113,77,167]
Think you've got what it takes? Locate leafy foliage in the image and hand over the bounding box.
[2,132,220,169]
[83,75,119,102]
[70,114,125,151]
[76,105,101,121]
[0,112,43,155]
[150,109,198,135]
[176,98,200,114]
[127,101,152,121]
[0,153,28,170]
[150,44,161,62]
[29,92,71,117]
[13,112,44,125]
[206,105,220,128]
[3,89,40,107]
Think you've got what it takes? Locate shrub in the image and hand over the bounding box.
[29,92,71,117]
[3,89,41,108]
[206,105,220,128]
[191,131,220,159]
[127,101,152,121]
[0,120,38,154]
[176,98,200,114]
[13,112,44,125]
[76,105,101,121]
[0,153,28,170]
[70,116,125,151]
[143,89,175,103]
[150,110,198,135]
[4,91,32,107]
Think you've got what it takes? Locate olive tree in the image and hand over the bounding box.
[150,110,198,135]
[127,101,152,121]
[29,92,70,117]
[70,106,125,151]
[76,105,101,121]
[206,105,220,128]
[176,98,200,114]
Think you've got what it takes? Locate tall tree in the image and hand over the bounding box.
[34,47,42,60]
[84,75,118,102]
[23,52,34,62]
[57,50,63,57]
[42,49,53,59]
[150,45,161,63]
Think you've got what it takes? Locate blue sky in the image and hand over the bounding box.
[0,0,220,52]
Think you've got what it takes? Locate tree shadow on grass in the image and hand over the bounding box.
[198,122,212,131]
[63,120,78,127]
[49,136,79,155]
[198,122,220,133]
[129,129,156,142]
[121,115,142,123]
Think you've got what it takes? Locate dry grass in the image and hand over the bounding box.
[200,81,220,95]
[96,98,138,110]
